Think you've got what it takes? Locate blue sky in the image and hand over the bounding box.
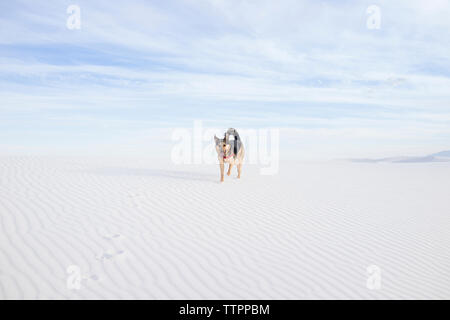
[1,0,450,159]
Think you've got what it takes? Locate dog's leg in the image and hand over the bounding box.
[220,162,224,182]
[227,163,233,176]
[237,163,242,179]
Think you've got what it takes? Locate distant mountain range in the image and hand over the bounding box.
[431,150,450,157]
[350,150,450,163]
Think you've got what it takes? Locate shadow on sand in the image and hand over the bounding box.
[86,167,219,183]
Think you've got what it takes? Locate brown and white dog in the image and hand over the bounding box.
[214,128,245,182]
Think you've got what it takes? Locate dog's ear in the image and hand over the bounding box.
[214,135,219,144]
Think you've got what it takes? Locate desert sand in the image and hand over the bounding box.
[0,156,449,299]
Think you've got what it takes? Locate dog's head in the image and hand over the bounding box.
[214,134,230,155]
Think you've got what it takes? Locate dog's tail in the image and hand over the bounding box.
[225,128,241,155]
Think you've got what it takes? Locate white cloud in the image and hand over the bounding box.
[0,0,449,158]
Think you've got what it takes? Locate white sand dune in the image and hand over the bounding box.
[1,156,450,299]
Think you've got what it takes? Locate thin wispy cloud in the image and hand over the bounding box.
[1,0,449,158]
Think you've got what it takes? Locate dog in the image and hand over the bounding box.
[214,128,245,182]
